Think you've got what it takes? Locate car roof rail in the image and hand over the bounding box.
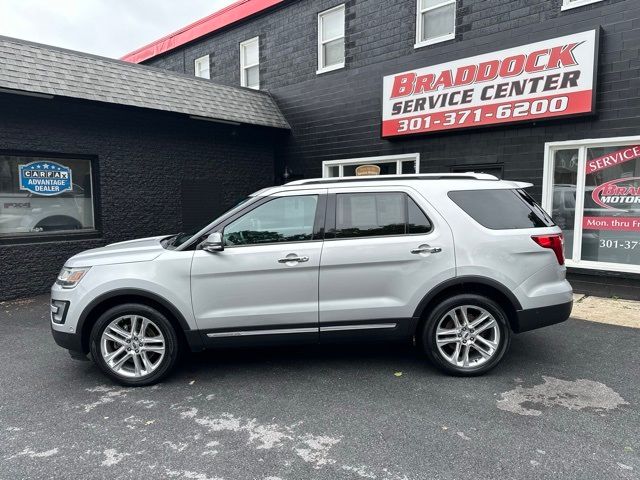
[285,173,499,186]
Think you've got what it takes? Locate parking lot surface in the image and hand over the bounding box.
[1,295,638,480]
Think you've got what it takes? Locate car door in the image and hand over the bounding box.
[318,186,455,340]
[191,190,326,344]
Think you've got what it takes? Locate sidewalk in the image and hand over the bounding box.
[572,294,640,329]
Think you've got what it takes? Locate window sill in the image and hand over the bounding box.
[316,63,345,75]
[0,230,102,246]
[561,0,603,11]
[414,32,455,49]
[566,259,640,275]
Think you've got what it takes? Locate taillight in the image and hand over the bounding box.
[531,234,565,265]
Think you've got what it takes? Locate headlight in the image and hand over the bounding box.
[56,267,90,289]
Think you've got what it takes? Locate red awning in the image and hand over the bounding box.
[121,0,285,64]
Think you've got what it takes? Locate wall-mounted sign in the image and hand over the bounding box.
[355,164,381,176]
[382,29,598,137]
[19,161,72,196]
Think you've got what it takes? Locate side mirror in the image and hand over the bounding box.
[201,232,224,252]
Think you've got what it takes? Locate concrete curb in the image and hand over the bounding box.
[572,294,640,329]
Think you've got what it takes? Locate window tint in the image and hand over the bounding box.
[224,195,318,246]
[408,197,432,233]
[333,193,432,238]
[448,189,555,230]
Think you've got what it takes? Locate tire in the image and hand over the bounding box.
[90,303,179,387]
[421,294,511,376]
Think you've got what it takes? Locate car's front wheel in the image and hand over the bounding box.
[421,294,511,376]
[90,303,179,386]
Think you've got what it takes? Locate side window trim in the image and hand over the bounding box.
[219,193,327,248]
[325,191,433,240]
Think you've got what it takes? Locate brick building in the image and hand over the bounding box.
[126,0,640,298]
[1,0,639,300]
[0,36,288,300]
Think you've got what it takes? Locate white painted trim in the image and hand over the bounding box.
[316,63,345,75]
[317,4,345,73]
[322,153,421,178]
[542,135,640,275]
[415,0,456,49]
[561,0,603,11]
[194,55,210,79]
[240,36,260,89]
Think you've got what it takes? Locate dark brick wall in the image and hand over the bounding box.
[143,0,640,298]
[0,93,278,301]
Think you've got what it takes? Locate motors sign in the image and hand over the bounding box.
[382,30,598,137]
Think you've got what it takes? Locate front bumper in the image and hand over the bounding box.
[513,300,573,333]
[50,325,88,360]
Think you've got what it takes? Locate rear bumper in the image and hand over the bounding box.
[513,300,573,333]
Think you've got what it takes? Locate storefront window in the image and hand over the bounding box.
[544,139,640,273]
[582,145,640,267]
[550,149,578,259]
[0,155,95,237]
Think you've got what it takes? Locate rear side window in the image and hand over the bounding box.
[448,189,555,230]
[333,192,432,238]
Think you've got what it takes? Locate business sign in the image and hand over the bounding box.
[382,29,598,137]
[355,164,381,176]
[19,161,72,196]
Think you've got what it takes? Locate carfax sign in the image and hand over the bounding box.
[382,29,598,137]
[19,161,72,196]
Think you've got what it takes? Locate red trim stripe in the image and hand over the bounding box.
[121,0,285,64]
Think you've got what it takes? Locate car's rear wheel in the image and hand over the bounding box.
[421,294,511,376]
[90,304,179,386]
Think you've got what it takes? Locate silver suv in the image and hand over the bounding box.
[51,174,573,386]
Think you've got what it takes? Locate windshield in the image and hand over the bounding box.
[162,197,253,249]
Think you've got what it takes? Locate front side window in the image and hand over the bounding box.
[333,193,431,238]
[317,4,345,73]
[240,37,260,89]
[416,0,456,48]
[223,195,318,246]
[194,55,210,79]
[0,154,96,238]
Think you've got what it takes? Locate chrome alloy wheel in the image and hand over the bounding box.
[100,315,166,378]
[435,305,501,369]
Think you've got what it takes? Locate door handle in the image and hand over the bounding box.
[411,245,442,254]
[278,255,309,264]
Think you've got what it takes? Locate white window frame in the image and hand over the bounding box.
[561,0,603,11]
[240,36,260,89]
[322,153,421,178]
[317,4,345,75]
[543,135,640,275]
[415,0,456,49]
[194,55,210,79]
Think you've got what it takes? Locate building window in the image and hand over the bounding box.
[561,0,603,11]
[194,55,210,79]
[240,37,260,89]
[543,137,640,274]
[317,4,345,74]
[0,154,96,238]
[323,154,419,178]
[415,0,456,48]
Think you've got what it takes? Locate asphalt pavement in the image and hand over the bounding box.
[0,295,638,480]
